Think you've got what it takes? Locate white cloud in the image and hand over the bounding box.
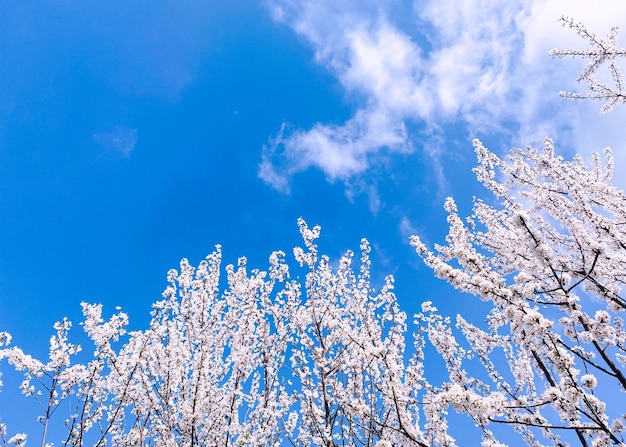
[262,0,626,191]
[419,1,524,119]
[259,109,410,191]
[260,8,431,191]
[340,22,433,117]
[398,216,418,241]
[93,126,138,158]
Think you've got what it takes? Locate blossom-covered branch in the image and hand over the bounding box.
[551,16,626,113]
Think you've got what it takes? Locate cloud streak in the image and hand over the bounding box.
[93,126,138,159]
[260,0,626,192]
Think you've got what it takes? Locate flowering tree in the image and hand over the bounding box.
[1,17,626,447]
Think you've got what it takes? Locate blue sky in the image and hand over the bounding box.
[1,0,626,441]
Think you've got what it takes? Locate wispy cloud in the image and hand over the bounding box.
[259,108,410,192]
[259,10,430,192]
[93,126,138,159]
[261,0,626,192]
[398,216,418,242]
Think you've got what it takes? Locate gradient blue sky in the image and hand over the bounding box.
[1,0,626,441]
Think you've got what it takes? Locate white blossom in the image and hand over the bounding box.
[7,433,27,447]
